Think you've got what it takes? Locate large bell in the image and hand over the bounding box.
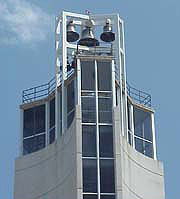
[100,19,115,42]
[67,21,79,42]
[78,26,99,47]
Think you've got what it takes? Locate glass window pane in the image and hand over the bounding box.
[59,91,62,136]
[83,159,97,193]
[101,195,115,199]
[128,131,132,146]
[82,96,96,123]
[135,137,144,154]
[144,114,152,141]
[83,125,96,157]
[144,141,153,158]
[99,126,113,157]
[100,159,115,193]
[97,61,111,91]
[49,127,55,144]
[23,108,34,137]
[127,103,131,131]
[34,104,45,134]
[98,97,112,123]
[81,61,95,90]
[83,195,98,199]
[67,110,75,128]
[133,107,153,141]
[23,134,45,155]
[67,80,75,113]
[50,98,55,128]
[133,107,143,138]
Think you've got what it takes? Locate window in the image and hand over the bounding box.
[100,159,115,193]
[81,59,115,197]
[83,159,97,193]
[23,104,45,138]
[100,195,115,199]
[23,134,45,155]
[98,96,112,123]
[83,125,97,157]
[99,126,113,157]
[23,104,46,155]
[133,106,154,158]
[82,95,96,123]
[67,80,75,128]
[81,61,95,91]
[83,195,98,199]
[97,61,111,91]
[49,98,55,144]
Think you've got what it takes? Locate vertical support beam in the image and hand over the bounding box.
[76,58,81,106]
[115,15,124,136]
[62,11,67,134]
[45,101,49,145]
[130,104,135,148]
[20,109,23,156]
[95,60,101,199]
[55,16,61,139]
[112,59,116,107]
[151,113,157,160]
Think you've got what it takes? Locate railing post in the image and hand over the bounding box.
[34,88,36,101]
[48,82,50,95]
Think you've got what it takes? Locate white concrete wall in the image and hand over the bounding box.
[113,107,165,199]
[14,105,82,199]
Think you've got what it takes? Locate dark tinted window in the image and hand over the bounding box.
[50,98,55,128]
[23,104,45,138]
[67,80,75,128]
[82,96,96,123]
[99,126,113,157]
[101,195,115,199]
[97,61,111,91]
[144,141,153,158]
[23,134,45,155]
[81,61,95,90]
[59,91,62,136]
[98,97,112,123]
[67,110,75,128]
[34,105,45,134]
[135,137,153,158]
[83,125,96,157]
[24,108,34,137]
[83,159,97,193]
[83,195,98,199]
[49,127,55,144]
[144,115,152,141]
[67,80,75,113]
[100,159,115,193]
[133,107,152,141]
[135,137,143,154]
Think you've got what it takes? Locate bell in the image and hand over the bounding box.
[67,21,79,42]
[100,19,115,42]
[78,26,99,47]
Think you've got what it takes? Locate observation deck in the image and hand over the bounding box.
[22,71,151,107]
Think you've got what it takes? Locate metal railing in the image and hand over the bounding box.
[126,82,151,107]
[22,70,74,104]
[22,77,56,103]
[22,73,151,107]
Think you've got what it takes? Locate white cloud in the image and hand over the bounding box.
[0,0,53,45]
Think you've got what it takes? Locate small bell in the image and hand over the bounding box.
[100,19,115,42]
[78,26,99,47]
[67,21,79,42]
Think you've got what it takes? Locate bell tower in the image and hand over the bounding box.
[14,11,165,199]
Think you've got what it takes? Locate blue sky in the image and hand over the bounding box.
[0,0,179,198]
